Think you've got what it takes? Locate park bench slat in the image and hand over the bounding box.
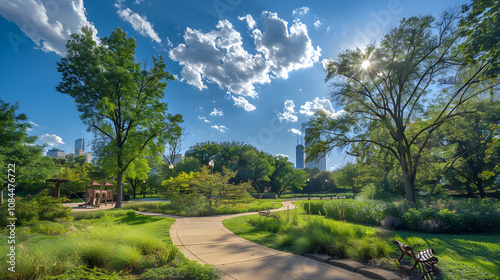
[393,239,438,280]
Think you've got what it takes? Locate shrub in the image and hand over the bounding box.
[356,239,376,261]
[0,190,72,227]
[301,200,398,226]
[400,199,500,233]
[256,217,282,233]
[156,245,179,266]
[111,244,141,269]
[139,260,218,280]
[80,241,112,268]
[380,215,402,230]
[72,209,130,220]
[29,221,67,235]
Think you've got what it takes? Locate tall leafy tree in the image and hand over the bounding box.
[185,141,274,192]
[269,155,308,196]
[0,100,56,204]
[434,100,500,197]
[57,27,182,207]
[307,11,498,204]
[460,0,500,78]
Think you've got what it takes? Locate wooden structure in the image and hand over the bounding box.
[78,181,114,208]
[46,178,72,198]
[258,210,278,220]
[393,239,438,279]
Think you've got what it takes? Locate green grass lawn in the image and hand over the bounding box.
[122,198,283,216]
[0,210,218,280]
[223,210,500,280]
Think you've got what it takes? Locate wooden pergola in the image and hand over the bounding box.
[46,178,72,198]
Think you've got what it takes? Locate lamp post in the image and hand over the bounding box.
[169,163,174,177]
[209,160,214,174]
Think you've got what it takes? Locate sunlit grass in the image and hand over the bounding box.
[223,203,500,280]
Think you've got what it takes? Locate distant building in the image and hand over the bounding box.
[296,144,304,169]
[85,152,92,164]
[75,138,85,156]
[304,128,327,171]
[47,148,65,159]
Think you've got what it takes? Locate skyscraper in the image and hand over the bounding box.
[304,128,327,171]
[75,138,85,156]
[295,144,304,169]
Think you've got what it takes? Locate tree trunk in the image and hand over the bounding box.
[132,186,136,199]
[0,189,3,205]
[115,171,123,208]
[477,177,486,198]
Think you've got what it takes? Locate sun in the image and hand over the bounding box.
[361,60,370,69]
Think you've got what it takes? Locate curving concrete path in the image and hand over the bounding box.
[139,201,372,280]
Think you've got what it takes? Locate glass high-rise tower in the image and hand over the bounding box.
[75,138,85,156]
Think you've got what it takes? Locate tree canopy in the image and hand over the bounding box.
[56,27,182,207]
[307,11,499,204]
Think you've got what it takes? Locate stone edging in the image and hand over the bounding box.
[304,254,404,280]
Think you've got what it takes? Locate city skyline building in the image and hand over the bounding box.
[304,128,327,171]
[47,148,65,159]
[75,138,85,156]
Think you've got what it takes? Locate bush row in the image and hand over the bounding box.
[300,198,500,233]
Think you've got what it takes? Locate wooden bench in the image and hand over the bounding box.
[258,210,278,219]
[393,239,438,280]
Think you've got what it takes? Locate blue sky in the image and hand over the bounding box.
[0,0,467,170]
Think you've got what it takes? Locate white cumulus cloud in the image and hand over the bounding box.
[251,11,321,79]
[276,153,289,159]
[211,125,228,133]
[314,19,322,29]
[277,100,298,122]
[169,11,320,111]
[0,0,98,56]
[299,97,346,118]
[40,134,65,146]
[289,128,302,135]
[210,108,224,116]
[231,96,256,111]
[292,6,309,16]
[115,4,161,43]
[198,116,210,123]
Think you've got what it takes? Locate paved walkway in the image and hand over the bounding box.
[139,201,371,280]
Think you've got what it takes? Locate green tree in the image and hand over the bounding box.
[56,27,182,208]
[269,155,308,196]
[0,100,56,204]
[308,12,498,204]
[336,162,359,194]
[482,124,500,180]
[460,0,500,78]
[170,157,202,178]
[185,141,274,192]
[434,100,500,197]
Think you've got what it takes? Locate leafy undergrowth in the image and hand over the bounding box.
[122,199,283,216]
[223,205,500,280]
[0,210,218,280]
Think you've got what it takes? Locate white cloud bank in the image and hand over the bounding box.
[169,11,321,110]
[40,134,65,146]
[115,3,161,43]
[300,97,346,118]
[0,0,98,56]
